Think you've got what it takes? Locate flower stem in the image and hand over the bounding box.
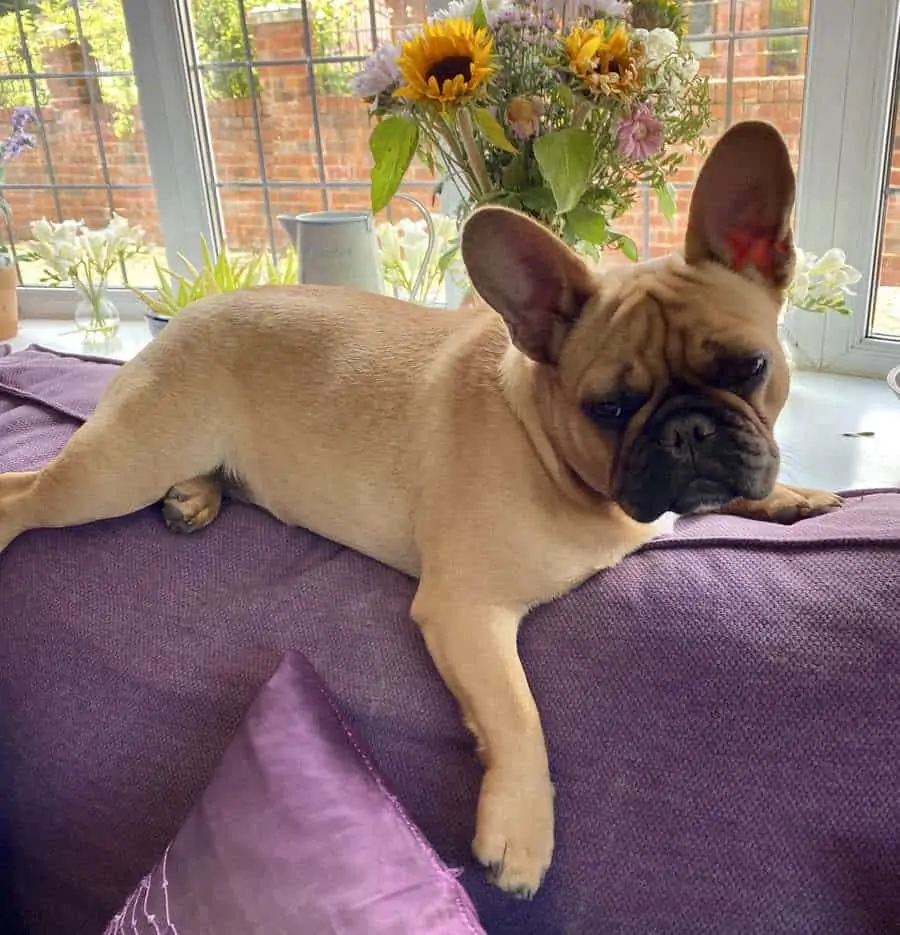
[456,107,493,196]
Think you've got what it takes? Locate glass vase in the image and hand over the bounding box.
[73,279,120,343]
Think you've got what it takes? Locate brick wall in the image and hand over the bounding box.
[2,4,898,285]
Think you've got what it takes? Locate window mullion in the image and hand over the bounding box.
[121,0,214,274]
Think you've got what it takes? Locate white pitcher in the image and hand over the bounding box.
[277,193,436,304]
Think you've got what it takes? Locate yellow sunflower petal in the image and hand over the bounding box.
[393,17,495,106]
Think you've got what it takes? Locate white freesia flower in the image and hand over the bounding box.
[29,214,146,298]
[376,213,460,304]
[31,217,54,244]
[431,0,511,21]
[376,221,404,268]
[788,245,862,315]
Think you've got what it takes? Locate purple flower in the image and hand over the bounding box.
[1,106,37,163]
[353,42,401,100]
[616,103,663,161]
[11,106,35,133]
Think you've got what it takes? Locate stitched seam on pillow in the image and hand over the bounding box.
[315,683,483,934]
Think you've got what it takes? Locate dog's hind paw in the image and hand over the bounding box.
[473,768,555,899]
[162,475,223,534]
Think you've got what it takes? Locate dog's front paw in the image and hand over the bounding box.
[723,484,843,525]
[473,767,555,899]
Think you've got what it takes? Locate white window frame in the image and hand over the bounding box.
[784,0,900,378]
[14,0,900,382]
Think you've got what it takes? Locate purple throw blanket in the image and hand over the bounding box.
[1,344,899,935]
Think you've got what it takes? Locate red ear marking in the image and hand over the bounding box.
[725,226,789,276]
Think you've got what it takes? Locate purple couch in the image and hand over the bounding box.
[1,344,899,935]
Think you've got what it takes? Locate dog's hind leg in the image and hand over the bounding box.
[0,403,226,554]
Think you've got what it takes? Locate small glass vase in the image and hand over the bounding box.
[73,280,120,343]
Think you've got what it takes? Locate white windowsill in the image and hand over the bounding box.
[5,318,900,493]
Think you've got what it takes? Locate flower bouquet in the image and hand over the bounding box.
[354,0,710,260]
[30,213,146,339]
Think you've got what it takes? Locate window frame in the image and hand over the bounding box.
[784,0,900,378]
[12,0,900,383]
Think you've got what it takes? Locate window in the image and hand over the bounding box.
[0,0,165,307]
[783,0,900,377]
[2,0,899,378]
[767,0,803,76]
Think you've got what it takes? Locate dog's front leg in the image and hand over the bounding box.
[719,482,842,524]
[411,587,553,899]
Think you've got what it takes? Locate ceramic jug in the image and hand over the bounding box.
[277,193,436,304]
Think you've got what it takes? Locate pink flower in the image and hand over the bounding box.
[616,104,663,161]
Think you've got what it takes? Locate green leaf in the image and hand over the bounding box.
[471,106,517,154]
[369,116,419,213]
[654,181,677,225]
[471,0,488,30]
[555,82,574,111]
[495,193,524,211]
[610,232,639,262]
[519,186,557,213]
[566,205,608,245]
[501,153,528,191]
[437,244,460,279]
[532,128,595,214]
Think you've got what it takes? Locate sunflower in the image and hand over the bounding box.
[394,18,495,107]
[563,21,639,98]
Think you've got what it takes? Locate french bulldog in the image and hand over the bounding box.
[0,120,840,898]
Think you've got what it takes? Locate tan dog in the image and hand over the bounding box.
[0,120,840,897]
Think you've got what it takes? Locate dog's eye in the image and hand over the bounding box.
[715,352,770,392]
[581,392,645,427]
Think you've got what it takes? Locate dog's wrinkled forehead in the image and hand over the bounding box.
[562,257,784,401]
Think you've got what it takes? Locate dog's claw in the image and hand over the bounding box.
[472,771,554,898]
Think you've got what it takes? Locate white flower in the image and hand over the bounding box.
[376,221,404,269]
[352,41,401,98]
[790,270,809,304]
[788,244,862,313]
[584,0,630,16]
[431,0,511,21]
[30,217,54,244]
[810,247,847,276]
[634,27,679,67]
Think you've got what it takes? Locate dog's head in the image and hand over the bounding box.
[461,121,796,524]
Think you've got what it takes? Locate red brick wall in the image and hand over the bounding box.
[2,8,898,285]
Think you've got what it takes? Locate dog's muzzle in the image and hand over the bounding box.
[614,394,778,523]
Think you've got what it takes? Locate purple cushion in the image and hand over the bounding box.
[2,345,900,935]
[102,652,485,935]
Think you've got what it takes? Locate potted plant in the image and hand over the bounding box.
[130,236,298,337]
[0,106,37,341]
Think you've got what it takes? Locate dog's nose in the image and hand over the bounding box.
[659,411,717,457]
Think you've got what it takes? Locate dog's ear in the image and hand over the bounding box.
[461,206,596,364]
[684,120,796,291]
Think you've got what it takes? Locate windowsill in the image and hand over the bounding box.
[5,318,900,493]
[5,317,152,361]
